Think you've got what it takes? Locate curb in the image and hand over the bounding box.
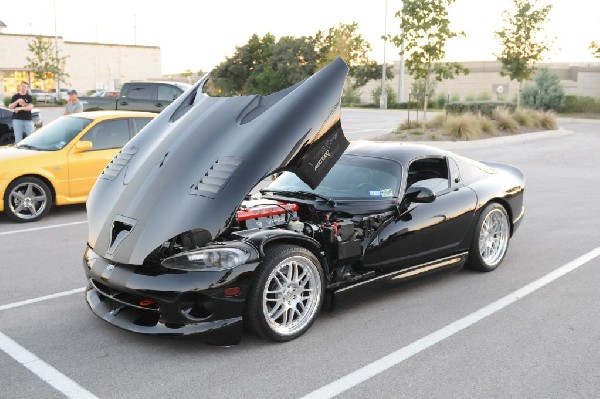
[365,128,575,150]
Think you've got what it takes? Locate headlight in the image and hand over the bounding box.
[161,244,257,272]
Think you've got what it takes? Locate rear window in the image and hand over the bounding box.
[125,85,157,100]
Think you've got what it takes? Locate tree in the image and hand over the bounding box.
[590,42,600,59]
[315,22,372,69]
[211,23,383,98]
[211,33,276,95]
[243,35,319,95]
[495,0,553,108]
[25,36,69,92]
[521,68,564,111]
[315,22,391,91]
[391,0,468,131]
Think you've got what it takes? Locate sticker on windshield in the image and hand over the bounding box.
[381,188,393,197]
[369,190,382,197]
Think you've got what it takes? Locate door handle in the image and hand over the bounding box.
[120,101,128,106]
[155,103,163,107]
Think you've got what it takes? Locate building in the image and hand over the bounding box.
[0,33,161,99]
[360,60,600,105]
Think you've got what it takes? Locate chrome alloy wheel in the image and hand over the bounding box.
[262,255,322,336]
[8,182,48,220]
[478,208,510,266]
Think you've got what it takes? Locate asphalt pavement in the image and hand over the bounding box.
[1,111,599,398]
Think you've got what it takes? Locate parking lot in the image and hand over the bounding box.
[1,111,599,398]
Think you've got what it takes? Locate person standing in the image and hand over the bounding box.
[8,81,34,143]
[64,89,83,115]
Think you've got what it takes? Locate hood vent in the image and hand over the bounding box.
[101,146,138,181]
[190,156,243,199]
[106,216,137,257]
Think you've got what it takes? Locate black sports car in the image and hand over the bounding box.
[82,58,524,345]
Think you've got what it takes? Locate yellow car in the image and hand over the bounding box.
[0,111,155,222]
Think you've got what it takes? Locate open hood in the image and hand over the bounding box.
[86,58,350,265]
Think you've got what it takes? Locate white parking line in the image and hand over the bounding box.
[0,287,85,312]
[0,331,98,399]
[0,221,87,236]
[301,246,600,399]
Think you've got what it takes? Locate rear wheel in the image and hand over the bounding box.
[245,244,324,342]
[466,203,510,272]
[4,177,52,222]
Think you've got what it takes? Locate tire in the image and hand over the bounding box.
[466,203,511,272]
[0,126,13,146]
[245,244,325,342]
[4,176,53,222]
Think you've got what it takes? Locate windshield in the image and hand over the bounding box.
[267,155,402,200]
[16,116,92,151]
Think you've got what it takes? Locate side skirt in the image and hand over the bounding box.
[332,252,469,295]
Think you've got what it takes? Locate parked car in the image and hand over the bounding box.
[30,89,51,103]
[48,88,70,102]
[92,90,120,98]
[0,111,155,222]
[0,106,43,145]
[82,58,525,345]
[80,81,191,113]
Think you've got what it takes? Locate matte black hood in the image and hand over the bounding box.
[86,58,350,265]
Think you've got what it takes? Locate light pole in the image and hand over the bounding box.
[398,2,405,104]
[53,0,60,97]
[380,0,388,110]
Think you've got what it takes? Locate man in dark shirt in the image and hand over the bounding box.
[8,81,34,143]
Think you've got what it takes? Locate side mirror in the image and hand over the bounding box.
[403,185,436,204]
[73,140,93,153]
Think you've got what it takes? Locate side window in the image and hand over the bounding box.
[448,158,461,186]
[133,117,153,135]
[81,119,131,150]
[126,84,157,100]
[406,157,450,194]
[158,85,183,102]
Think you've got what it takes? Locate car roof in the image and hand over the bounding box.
[66,110,157,121]
[345,141,453,164]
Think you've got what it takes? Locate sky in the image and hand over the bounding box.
[1,0,599,74]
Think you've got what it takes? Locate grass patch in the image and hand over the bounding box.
[539,111,558,130]
[491,107,519,133]
[409,130,424,136]
[397,119,421,131]
[443,113,480,140]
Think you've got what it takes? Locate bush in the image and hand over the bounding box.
[521,69,564,111]
[491,107,519,133]
[397,119,421,131]
[446,101,516,117]
[372,85,397,108]
[476,92,492,101]
[3,97,10,107]
[342,84,361,106]
[55,99,67,106]
[443,113,479,140]
[513,108,536,126]
[563,95,600,113]
[428,114,446,129]
[475,113,496,133]
[539,111,558,130]
[435,94,448,110]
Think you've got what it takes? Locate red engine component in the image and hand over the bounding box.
[236,202,299,222]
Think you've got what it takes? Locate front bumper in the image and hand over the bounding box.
[83,246,260,344]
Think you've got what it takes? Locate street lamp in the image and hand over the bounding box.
[380,0,388,110]
[53,0,60,97]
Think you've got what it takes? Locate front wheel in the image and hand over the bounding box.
[4,177,52,222]
[245,244,324,342]
[466,203,511,272]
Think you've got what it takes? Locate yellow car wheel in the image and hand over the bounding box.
[4,176,53,222]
